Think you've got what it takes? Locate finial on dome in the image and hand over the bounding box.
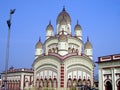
[77,20,79,25]
[63,6,66,11]
[39,36,41,42]
[49,20,51,25]
[87,36,89,42]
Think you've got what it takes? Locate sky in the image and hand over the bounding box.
[0,0,120,76]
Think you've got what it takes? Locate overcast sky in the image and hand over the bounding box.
[0,0,120,75]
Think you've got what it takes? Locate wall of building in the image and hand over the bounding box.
[98,54,120,90]
[1,68,33,90]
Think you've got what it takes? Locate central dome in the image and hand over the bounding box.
[56,7,71,25]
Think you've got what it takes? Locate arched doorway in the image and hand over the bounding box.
[40,79,43,88]
[105,81,112,90]
[53,78,57,88]
[44,78,48,87]
[48,78,52,87]
[36,79,39,88]
[73,78,77,87]
[67,78,72,88]
[117,80,120,90]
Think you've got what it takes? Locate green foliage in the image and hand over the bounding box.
[69,87,76,90]
[42,87,55,90]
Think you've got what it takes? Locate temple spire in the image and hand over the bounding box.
[10,9,16,14]
[77,20,79,25]
[87,36,89,42]
[63,6,65,11]
[49,20,51,25]
[39,36,41,42]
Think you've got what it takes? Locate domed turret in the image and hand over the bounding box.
[84,37,93,59]
[74,20,82,30]
[74,20,82,40]
[58,30,68,56]
[36,40,42,49]
[56,7,71,35]
[84,37,92,49]
[46,21,54,40]
[35,37,43,59]
[46,21,54,30]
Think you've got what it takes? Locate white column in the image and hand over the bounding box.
[112,68,115,90]
[91,70,93,86]
[58,64,60,88]
[34,70,36,87]
[64,64,67,88]
[114,69,117,90]
[99,69,103,90]
[21,73,24,90]
[45,46,48,55]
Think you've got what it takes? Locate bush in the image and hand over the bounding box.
[70,87,76,90]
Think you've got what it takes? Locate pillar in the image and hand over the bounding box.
[60,64,64,88]
[99,69,103,90]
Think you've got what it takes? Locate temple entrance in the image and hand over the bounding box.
[105,81,112,90]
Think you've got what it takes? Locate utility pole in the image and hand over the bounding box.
[4,9,15,90]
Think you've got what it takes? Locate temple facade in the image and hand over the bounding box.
[32,7,95,89]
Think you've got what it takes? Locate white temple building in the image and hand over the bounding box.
[32,7,95,89]
[1,7,95,90]
[98,54,120,90]
[1,67,33,90]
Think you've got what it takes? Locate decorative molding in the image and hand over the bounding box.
[98,54,120,62]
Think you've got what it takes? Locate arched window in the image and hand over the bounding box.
[12,80,14,90]
[7,80,10,90]
[36,79,39,88]
[53,77,57,88]
[73,78,77,87]
[10,80,12,90]
[55,47,58,53]
[76,49,78,54]
[105,81,112,90]
[67,78,72,88]
[116,79,120,90]
[67,26,70,34]
[117,81,120,90]
[48,78,52,87]
[48,49,52,53]
[118,81,120,90]
[14,80,17,90]
[40,79,43,87]
[78,79,82,86]
[72,48,75,53]
[82,79,86,86]
[68,47,72,53]
[52,48,55,53]
[87,79,91,87]
[44,78,48,87]
[17,80,20,90]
